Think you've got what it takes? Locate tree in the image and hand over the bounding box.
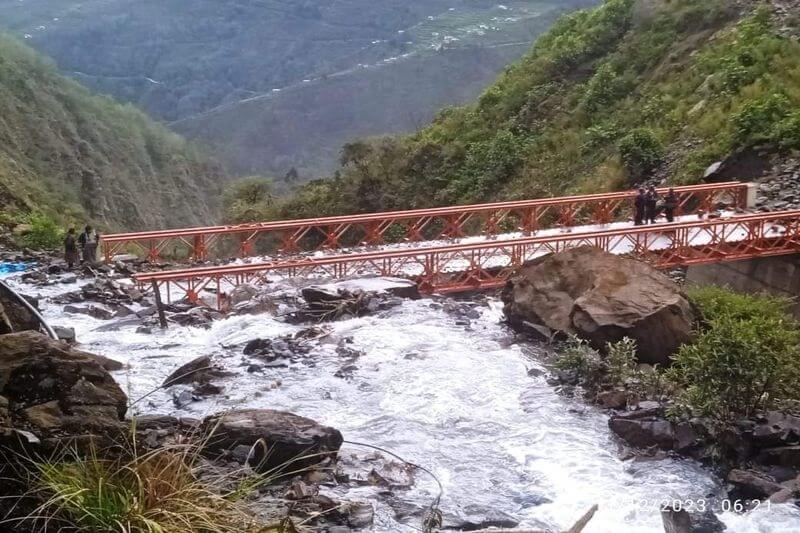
[283,167,299,184]
[617,128,664,182]
[222,177,275,223]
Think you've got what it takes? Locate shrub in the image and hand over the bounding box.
[554,335,603,385]
[606,337,638,387]
[687,284,793,322]
[15,213,64,250]
[732,92,791,146]
[776,111,800,151]
[450,130,527,201]
[617,128,664,180]
[668,287,800,419]
[581,63,632,114]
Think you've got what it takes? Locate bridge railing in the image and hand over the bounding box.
[134,208,800,309]
[105,181,750,263]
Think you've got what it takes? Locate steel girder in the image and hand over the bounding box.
[105,182,749,263]
[134,209,800,309]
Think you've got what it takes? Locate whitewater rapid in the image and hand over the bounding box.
[5,273,800,532]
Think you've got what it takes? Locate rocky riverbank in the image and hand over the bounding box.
[502,246,800,527]
[1,259,535,531]
[0,328,449,531]
[0,275,430,531]
[3,247,800,531]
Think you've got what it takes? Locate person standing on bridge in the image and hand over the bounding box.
[64,228,79,269]
[664,188,678,223]
[645,186,659,224]
[634,188,646,226]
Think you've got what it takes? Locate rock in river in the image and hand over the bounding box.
[0,283,41,334]
[502,246,695,365]
[161,355,231,387]
[0,331,127,438]
[201,409,343,473]
[662,505,726,533]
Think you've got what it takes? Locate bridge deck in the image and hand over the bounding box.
[106,182,749,263]
[135,209,800,309]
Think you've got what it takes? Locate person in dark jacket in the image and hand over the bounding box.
[78,225,98,264]
[664,188,679,223]
[634,188,646,226]
[64,228,79,269]
[645,186,659,224]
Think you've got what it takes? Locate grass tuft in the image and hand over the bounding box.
[0,425,322,533]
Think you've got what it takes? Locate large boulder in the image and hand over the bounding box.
[0,331,127,438]
[502,246,696,365]
[201,409,343,473]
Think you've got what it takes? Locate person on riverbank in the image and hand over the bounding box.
[645,186,659,224]
[64,228,79,269]
[78,225,99,264]
[664,188,678,223]
[634,188,646,226]
[89,230,101,264]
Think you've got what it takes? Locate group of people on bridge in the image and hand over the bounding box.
[64,226,101,269]
[634,186,678,226]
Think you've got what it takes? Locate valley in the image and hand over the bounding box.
[0,0,598,178]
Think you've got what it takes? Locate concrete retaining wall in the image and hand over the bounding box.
[685,254,800,315]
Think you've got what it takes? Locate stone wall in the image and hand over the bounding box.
[685,254,800,315]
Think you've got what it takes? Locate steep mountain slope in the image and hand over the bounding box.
[0,0,597,178]
[268,0,800,219]
[0,35,222,230]
[174,41,532,178]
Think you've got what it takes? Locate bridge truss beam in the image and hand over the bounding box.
[106,182,749,263]
[134,209,800,310]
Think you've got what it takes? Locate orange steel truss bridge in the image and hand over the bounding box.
[105,182,748,263]
[134,209,800,309]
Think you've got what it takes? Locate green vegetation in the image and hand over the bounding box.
[554,335,603,385]
[553,335,641,390]
[13,213,63,250]
[253,0,800,223]
[222,177,275,224]
[617,129,664,182]
[605,337,638,387]
[0,34,222,231]
[13,435,304,533]
[28,449,262,532]
[668,286,800,419]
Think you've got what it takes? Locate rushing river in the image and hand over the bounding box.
[5,273,800,532]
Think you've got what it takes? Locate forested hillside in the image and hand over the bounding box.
[0,0,597,178]
[265,0,800,220]
[0,34,222,231]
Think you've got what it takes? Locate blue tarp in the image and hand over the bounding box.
[0,262,29,274]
